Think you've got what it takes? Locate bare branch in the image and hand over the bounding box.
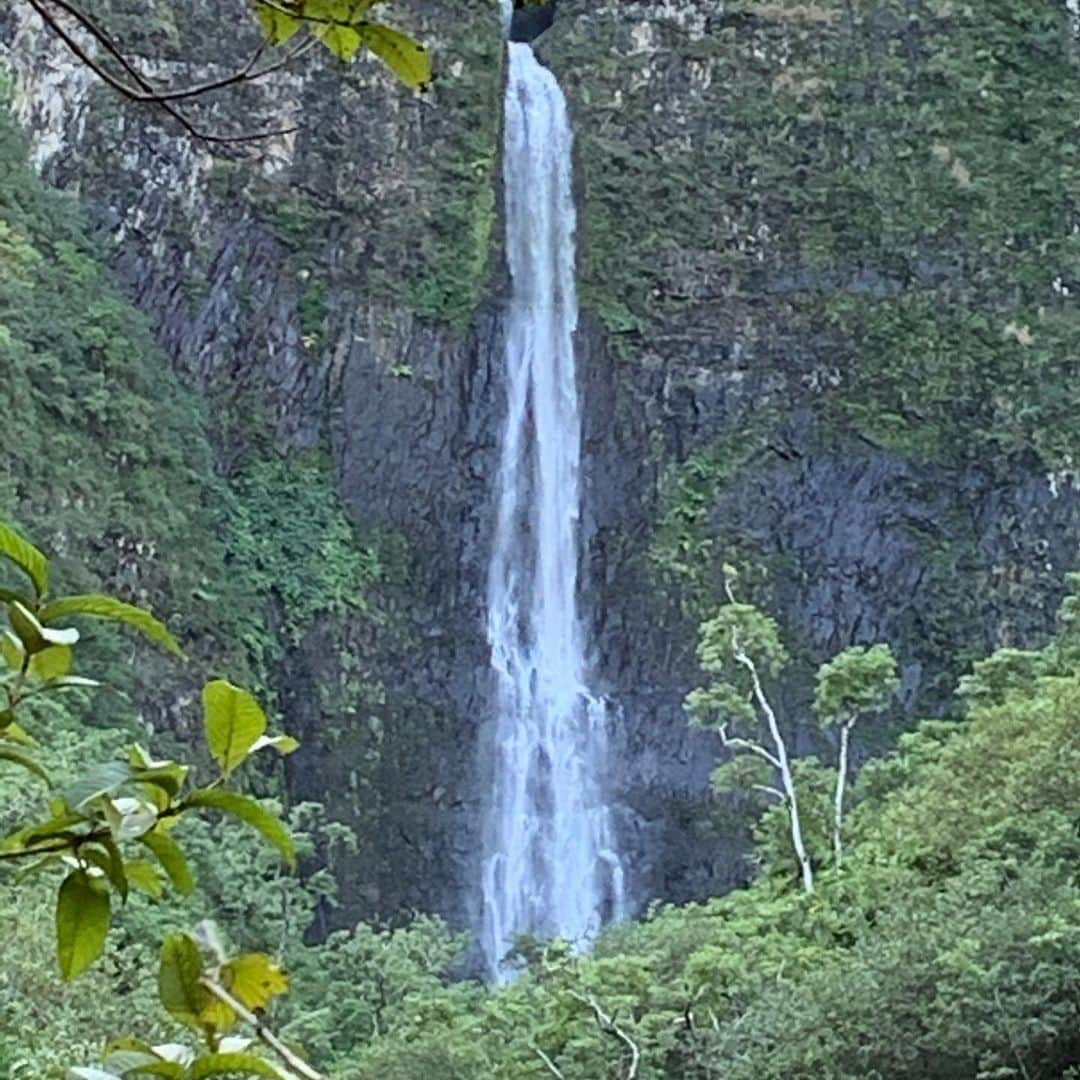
[533,1045,566,1079]
[751,783,785,801]
[23,0,305,144]
[200,975,326,1080]
[570,991,641,1080]
[717,723,782,771]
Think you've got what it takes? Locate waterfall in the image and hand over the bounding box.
[481,39,625,980]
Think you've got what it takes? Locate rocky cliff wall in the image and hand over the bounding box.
[3,0,1079,925]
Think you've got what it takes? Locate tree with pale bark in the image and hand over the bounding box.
[687,568,898,893]
[813,642,899,868]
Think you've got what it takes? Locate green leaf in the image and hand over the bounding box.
[0,520,49,598]
[185,789,295,867]
[32,643,72,680]
[124,858,165,899]
[0,586,33,610]
[250,733,299,756]
[67,1068,123,1080]
[39,594,183,657]
[57,868,110,979]
[65,761,131,812]
[1,630,23,669]
[9,600,78,654]
[1,718,35,744]
[202,680,267,777]
[255,2,302,45]
[187,1052,282,1079]
[360,23,432,91]
[83,838,128,901]
[140,828,195,895]
[318,22,363,60]
[222,953,289,1011]
[126,1064,186,1079]
[0,745,50,782]
[159,933,210,1029]
[132,761,190,799]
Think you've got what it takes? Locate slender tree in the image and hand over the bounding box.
[687,571,815,895]
[813,644,899,868]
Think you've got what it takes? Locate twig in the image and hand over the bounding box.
[200,975,326,1080]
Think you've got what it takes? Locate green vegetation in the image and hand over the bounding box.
[8,501,1080,1076]
[556,0,1080,462]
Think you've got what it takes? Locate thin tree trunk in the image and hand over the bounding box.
[834,720,853,870]
[735,646,814,895]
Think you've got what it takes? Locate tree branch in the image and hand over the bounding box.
[570,991,640,1080]
[23,0,304,144]
[732,634,815,895]
[717,723,782,770]
[751,783,785,801]
[533,1045,566,1079]
[200,975,326,1080]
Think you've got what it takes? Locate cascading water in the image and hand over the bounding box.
[481,33,625,980]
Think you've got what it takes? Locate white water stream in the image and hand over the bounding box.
[480,39,625,980]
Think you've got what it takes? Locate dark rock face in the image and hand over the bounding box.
[510,1,557,43]
[4,0,1079,932]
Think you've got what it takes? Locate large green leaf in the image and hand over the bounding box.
[255,1,302,44]
[124,858,165,900]
[185,789,295,867]
[187,1055,278,1079]
[361,23,432,91]
[0,586,32,609]
[158,933,210,1028]
[82,838,128,900]
[187,1053,282,1078]
[140,828,195,895]
[318,22,363,60]
[57,869,110,979]
[0,521,49,598]
[223,953,289,1012]
[0,745,50,783]
[65,761,131,812]
[9,600,79,654]
[33,643,72,680]
[39,594,183,657]
[202,680,267,777]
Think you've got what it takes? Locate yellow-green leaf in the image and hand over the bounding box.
[124,858,165,899]
[250,733,300,756]
[185,789,295,867]
[158,933,210,1028]
[360,23,432,91]
[140,828,195,895]
[9,601,77,654]
[316,21,362,60]
[83,837,128,900]
[0,520,49,598]
[39,594,183,656]
[223,953,289,1012]
[32,644,72,680]
[0,745,50,783]
[202,680,267,777]
[1,630,23,669]
[255,1,302,44]
[57,869,110,979]
[187,1052,282,1079]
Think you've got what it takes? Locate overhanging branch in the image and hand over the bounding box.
[22,0,307,144]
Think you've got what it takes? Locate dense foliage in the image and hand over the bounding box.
[5,521,1080,1075]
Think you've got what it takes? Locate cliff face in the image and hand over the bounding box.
[3,0,1079,926]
